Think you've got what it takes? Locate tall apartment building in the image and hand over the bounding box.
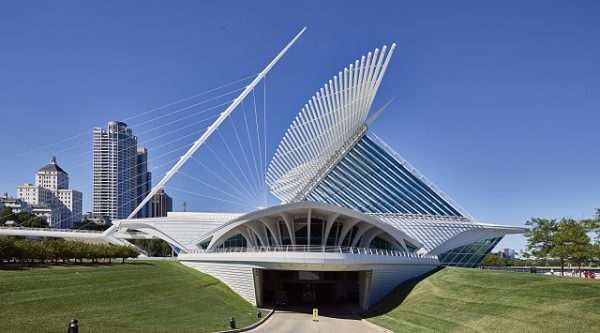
[93,121,139,221]
[151,189,173,218]
[17,157,82,228]
[136,147,152,218]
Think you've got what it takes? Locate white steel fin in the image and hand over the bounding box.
[266,44,396,202]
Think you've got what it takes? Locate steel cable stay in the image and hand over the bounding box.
[262,76,268,207]
[214,127,263,203]
[0,93,236,177]
[239,100,263,196]
[251,88,265,194]
[63,132,202,186]
[161,81,278,211]
[164,186,258,210]
[15,115,220,180]
[189,156,258,205]
[129,87,245,130]
[0,74,257,165]
[56,84,268,214]
[0,28,306,221]
[128,28,306,218]
[1,27,311,227]
[63,124,210,183]
[176,171,255,207]
[200,142,263,205]
[227,112,260,199]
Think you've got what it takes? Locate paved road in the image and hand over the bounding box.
[248,308,391,333]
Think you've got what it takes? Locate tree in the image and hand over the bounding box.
[0,207,15,224]
[552,219,593,276]
[480,253,504,267]
[0,237,17,262]
[115,245,139,263]
[525,218,559,261]
[72,220,110,231]
[16,212,49,228]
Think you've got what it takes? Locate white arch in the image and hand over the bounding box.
[202,201,422,252]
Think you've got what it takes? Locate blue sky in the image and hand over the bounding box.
[1,1,599,252]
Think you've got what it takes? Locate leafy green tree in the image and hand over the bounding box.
[551,219,593,276]
[16,212,49,228]
[480,253,504,266]
[72,219,110,231]
[525,218,559,260]
[15,240,34,263]
[0,238,139,266]
[0,237,17,262]
[114,245,139,263]
[162,241,172,257]
[0,207,15,224]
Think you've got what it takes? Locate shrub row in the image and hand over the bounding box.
[0,237,139,264]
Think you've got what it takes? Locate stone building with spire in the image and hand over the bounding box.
[17,156,82,228]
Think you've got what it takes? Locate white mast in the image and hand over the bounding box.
[128,27,307,219]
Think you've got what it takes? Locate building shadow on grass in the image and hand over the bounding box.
[364,267,444,319]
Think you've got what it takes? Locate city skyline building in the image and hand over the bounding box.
[151,189,172,218]
[93,121,138,221]
[136,147,152,218]
[16,157,82,228]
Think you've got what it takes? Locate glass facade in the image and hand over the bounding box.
[305,135,462,217]
[218,234,247,249]
[437,237,502,268]
[301,135,500,267]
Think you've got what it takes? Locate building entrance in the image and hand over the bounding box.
[261,270,360,307]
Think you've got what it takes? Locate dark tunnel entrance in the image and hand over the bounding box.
[260,270,361,308]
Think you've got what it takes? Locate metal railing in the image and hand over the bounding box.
[0,226,103,234]
[186,245,437,259]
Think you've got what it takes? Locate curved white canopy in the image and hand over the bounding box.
[199,201,422,253]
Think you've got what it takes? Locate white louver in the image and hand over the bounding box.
[266,44,396,202]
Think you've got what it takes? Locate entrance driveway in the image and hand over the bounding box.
[248,306,391,333]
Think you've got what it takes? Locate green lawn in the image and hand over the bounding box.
[367,267,600,333]
[0,261,259,333]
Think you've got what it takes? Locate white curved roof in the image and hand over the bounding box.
[375,214,524,253]
[266,45,396,202]
[198,201,422,252]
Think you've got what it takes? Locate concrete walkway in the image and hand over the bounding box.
[247,307,391,333]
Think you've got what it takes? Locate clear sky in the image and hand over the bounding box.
[1,1,599,252]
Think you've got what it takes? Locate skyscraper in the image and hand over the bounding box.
[151,189,172,217]
[136,147,152,218]
[93,121,138,221]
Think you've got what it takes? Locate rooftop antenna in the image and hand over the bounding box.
[127,27,307,219]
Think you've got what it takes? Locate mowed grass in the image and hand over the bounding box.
[0,261,259,333]
[367,267,600,333]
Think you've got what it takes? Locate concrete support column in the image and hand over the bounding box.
[253,268,263,307]
[358,270,372,310]
[307,208,312,246]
